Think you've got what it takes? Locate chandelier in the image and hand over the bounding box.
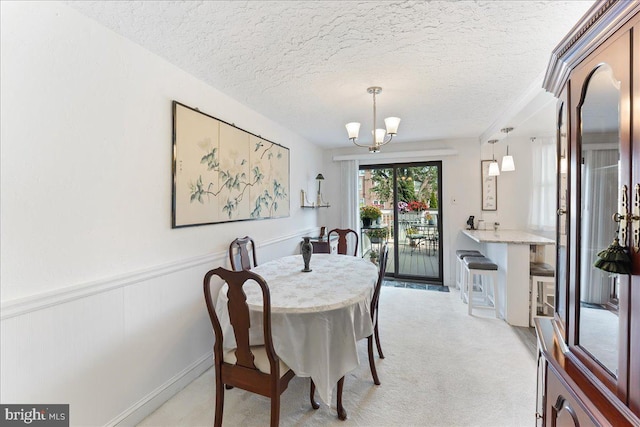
[345,87,401,153]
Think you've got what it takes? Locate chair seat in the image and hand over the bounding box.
[464,256,498,270]
[456,249,482,258]
[530,262,554,277]
[455,250,483,290]
[462,257,500,318]
[224,346,290,377]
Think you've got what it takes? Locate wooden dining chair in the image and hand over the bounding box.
[229,236,258,271]
[203,267,318,427]
[368,243,389,385]
[327,228,358,256]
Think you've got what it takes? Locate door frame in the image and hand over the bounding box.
[360,161,443,284]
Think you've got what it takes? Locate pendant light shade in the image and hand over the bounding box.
[345,122,361,140]
[501,150,515,171]
[501,127,515,172]
[384,117,401,134]
[488,139,500,176]
[488,161,501,176]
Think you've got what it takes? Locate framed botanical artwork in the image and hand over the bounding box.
[172,101,290,228]
[481,160,497,211]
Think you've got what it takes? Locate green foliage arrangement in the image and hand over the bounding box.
[429,191,438,209]
[365,227,388,240]
[360,205,382,220]
[368,166,439,206]
[406,227,419,236]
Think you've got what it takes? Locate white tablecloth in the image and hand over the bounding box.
[215,254,378,404]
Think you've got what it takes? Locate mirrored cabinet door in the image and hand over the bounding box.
[577,63,625,378]
[556,99,568,330]
[570,27,631,394]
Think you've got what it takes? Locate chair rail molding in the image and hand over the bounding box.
[1,228,318,319]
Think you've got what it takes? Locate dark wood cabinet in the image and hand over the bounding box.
[301,237,338,254]
[546,367,597,427]
[537,2,640,426]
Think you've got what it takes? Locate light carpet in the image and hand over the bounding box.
[138,287,537,427]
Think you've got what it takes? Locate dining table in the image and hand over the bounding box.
[214,253,379,418]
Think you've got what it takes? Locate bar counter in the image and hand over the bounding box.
[461,229,554,245]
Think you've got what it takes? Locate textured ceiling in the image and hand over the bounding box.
[66,1,595,148]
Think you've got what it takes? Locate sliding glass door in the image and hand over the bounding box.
[359,162,442,284]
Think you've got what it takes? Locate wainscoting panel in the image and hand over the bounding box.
[0,230,315,426]
[0,289,126,425]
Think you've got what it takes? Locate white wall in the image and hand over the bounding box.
[1,2,323,425]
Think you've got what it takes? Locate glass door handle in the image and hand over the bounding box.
[633,183,640,252]
[612,185,640,250]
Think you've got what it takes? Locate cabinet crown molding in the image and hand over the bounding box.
[543,0,640,96]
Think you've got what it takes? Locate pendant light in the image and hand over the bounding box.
[488,139,500,176]
[501,127,515,172]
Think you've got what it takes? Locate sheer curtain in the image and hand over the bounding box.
[528,137,557,231]
[340,160,360,253]
[580,149,618,304]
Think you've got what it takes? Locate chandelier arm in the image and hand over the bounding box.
[352,140,373,148]
[380,134,394,146]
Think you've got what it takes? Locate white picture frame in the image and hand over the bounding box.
[481,160,497,211]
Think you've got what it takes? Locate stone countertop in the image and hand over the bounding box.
[461,229,555,245]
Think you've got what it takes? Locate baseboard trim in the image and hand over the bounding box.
[110,352,214,427]
[1,228,317,319]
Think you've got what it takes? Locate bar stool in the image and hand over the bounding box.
[530,262,555,327]
[462,256,499,318]
[460,255,491,304]
[455,250,483,291]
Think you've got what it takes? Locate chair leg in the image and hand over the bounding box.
[270,393,280,427]
[337,376,347,420]
[461,265,468,301]
[309,379,319,409]
[492,272,500,319]
[214,368,224,427]
[468,270,474,315]
[374,319,384,359]
[367,335,381,385]
[530,277,538,327]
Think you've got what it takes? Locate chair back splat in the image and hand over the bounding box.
[327,228,359,256]
[229,236,258,271]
